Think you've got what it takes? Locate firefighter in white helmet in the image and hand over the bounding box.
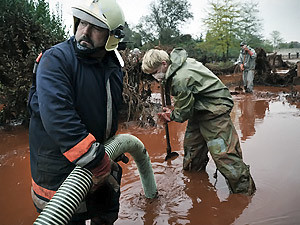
[72,0,125,53]
[28,0,131,224]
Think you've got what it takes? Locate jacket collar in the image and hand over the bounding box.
[165,48,188,80]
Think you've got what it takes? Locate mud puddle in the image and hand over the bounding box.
[1,86,300,225]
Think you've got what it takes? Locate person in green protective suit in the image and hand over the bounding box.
[141,48,256,195]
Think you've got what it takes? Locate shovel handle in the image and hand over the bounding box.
[160,83,172,153]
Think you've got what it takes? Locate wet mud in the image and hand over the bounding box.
[1,83,300,225]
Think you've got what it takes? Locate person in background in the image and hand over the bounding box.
[141,48,256,195]
[237,41,257,93]
[28,1,142,224]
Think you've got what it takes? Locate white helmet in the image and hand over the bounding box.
[72,0,125,51]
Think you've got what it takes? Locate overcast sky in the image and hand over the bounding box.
[49,0,300,43]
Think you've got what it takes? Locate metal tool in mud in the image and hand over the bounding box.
[160,82,179,161]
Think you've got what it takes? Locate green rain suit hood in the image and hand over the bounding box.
[165,48,234,123]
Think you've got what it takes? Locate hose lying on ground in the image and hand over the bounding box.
[33,134,157,225]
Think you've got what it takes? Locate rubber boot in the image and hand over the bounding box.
[226,166,256,195]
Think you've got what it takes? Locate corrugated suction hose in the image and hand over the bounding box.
[33,134,157,225]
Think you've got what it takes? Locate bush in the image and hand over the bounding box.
[0,0,67,125]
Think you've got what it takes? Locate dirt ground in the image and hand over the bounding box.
[1,74,300,225]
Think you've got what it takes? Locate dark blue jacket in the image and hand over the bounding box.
[28,36,123,199]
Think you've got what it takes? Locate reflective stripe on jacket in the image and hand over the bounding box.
[28,36,123,198]
[165,48,233,123]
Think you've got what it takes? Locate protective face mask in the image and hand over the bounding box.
[152,72,165,82]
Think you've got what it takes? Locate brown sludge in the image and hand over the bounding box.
[1,74,300,225]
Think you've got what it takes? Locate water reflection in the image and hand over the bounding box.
[183,171,251,225]
[117,118,254,225]
[236,94,270,141]
[1,86,300,225]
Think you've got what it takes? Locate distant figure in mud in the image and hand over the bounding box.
[237,41,257,93]
[27,0,147,224]
[142,48,256,195]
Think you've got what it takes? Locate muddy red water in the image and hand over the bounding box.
[1,84,300,225]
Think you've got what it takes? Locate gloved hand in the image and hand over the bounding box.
[240,64,244,71]
[106,161,121,193]
[90,153,111,192]
[158,106,172,122]
[90,159,121,193]
[242,46,254,56]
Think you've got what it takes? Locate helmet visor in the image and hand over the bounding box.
[72,8,108,30]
